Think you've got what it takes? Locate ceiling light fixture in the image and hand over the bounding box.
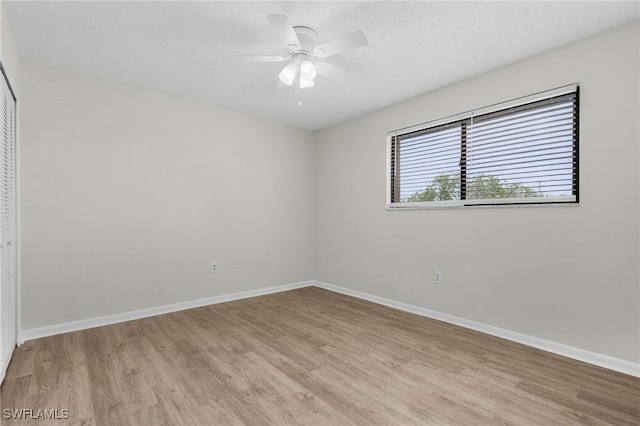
[278,62,298,85]
[235,14,368,102]
[299,60,317,81]
[280,56,317,89]
[300,76,314,88]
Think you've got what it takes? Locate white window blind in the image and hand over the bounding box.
[388,85,578,208]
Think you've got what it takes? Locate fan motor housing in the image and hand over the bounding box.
[291,26,318,55]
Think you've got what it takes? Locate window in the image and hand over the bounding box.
[387,85,579,208]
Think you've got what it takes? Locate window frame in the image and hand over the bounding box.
[386,84,579,209]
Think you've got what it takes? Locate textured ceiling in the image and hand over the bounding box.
[4,1,639,130]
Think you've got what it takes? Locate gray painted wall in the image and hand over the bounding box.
[20,60,315,329]
[314,22,639,363]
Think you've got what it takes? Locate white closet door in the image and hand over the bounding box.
[0,70,16,382]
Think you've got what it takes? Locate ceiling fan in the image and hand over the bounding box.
[236,14,367,97]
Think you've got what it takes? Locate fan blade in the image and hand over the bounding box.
[233,55,288,62]
[313,30,367,58]
[315,62,350,80]
[266,14,301,50]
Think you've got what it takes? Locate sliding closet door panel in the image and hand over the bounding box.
[0,71,17,381]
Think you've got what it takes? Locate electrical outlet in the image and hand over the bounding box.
[434,271,442,284]
[210,262,218,273]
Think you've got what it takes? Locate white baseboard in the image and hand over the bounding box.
[313,280,640,378]
[20,280,314,343]
[19,279,639,378]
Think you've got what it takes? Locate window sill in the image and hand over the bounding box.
[386,201,579,211]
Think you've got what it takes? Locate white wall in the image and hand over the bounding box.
[20,60,315,329]
[0,2,20,94]
[314,21,639,363]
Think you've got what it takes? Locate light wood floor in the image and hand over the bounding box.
[1,287,638,425]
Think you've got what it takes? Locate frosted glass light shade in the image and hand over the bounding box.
[299,60,317,80]
[278,63,297,85]
[300,77,314,88]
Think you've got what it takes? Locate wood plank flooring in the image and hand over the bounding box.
[1,287,638,425]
